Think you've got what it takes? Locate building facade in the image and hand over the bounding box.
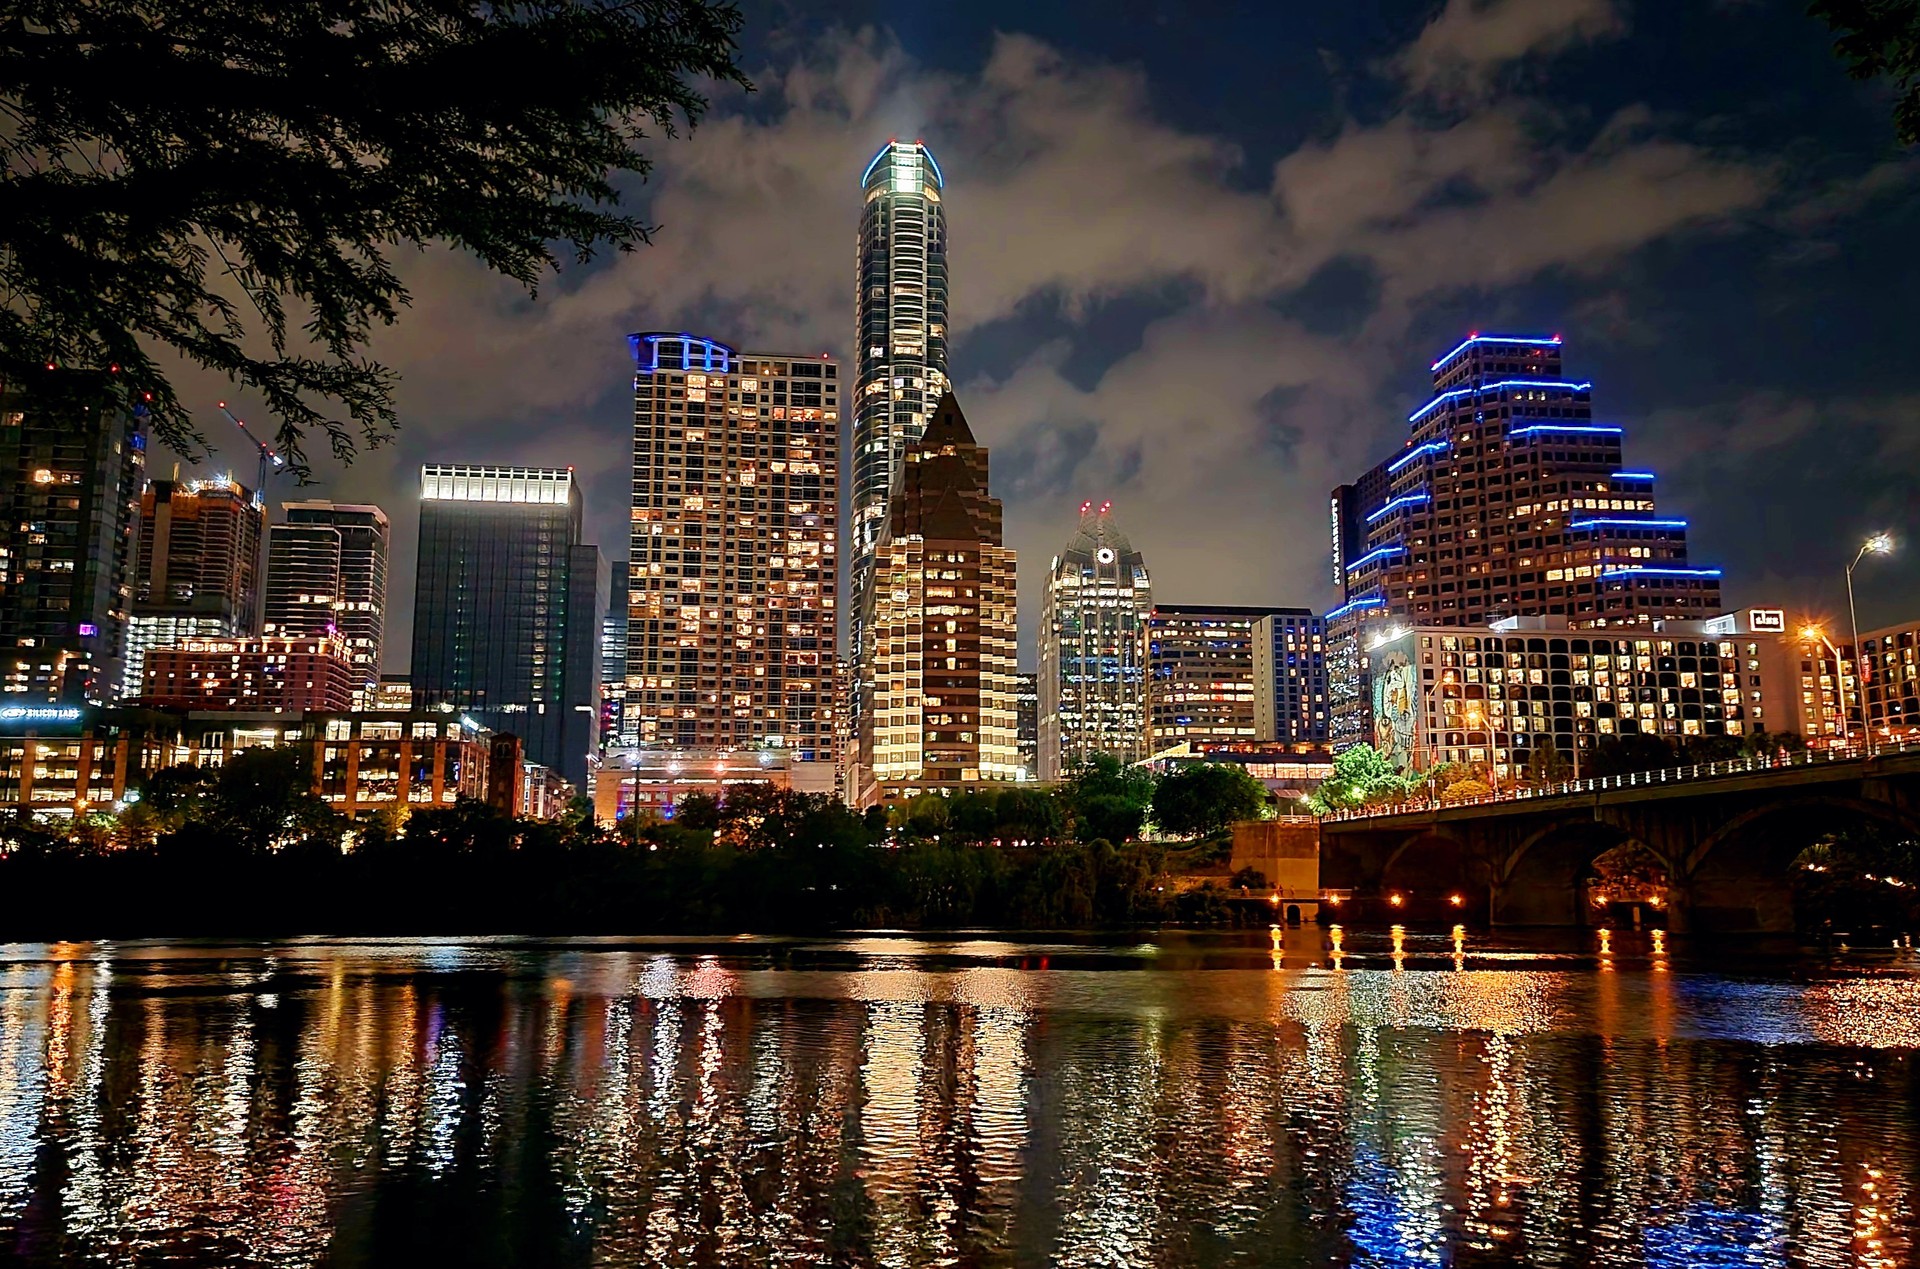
[623,334,838,763]
[1328,334,1723,755]
[1146,605,1310,755]
[124,475,264,699]
[591,747,835,822]
[411,465,603,785]
[1,371,145,704]
[1363,612,1806,778]
[851,139,949,644]
[1251,610,1328,744]
[139,635,356,712]
[264,500,389,694]
[1038,503,1151,779]
[858,392,1019,802]
[1015,671,1039,781]
[0,706,536,821]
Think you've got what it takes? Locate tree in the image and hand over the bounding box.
[1811,0,1920,145]
[1523,744,1571,785]
[1305,743,1415,813]
[0,0,749,469]
[1059,754,1156,844]
[1151,763,1267,839]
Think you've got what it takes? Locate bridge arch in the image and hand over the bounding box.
[1677,793,1920,933]
[1684,794,1920,878]
[1496,818,1668,928]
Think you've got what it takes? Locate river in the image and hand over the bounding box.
[0,929,1916,1266]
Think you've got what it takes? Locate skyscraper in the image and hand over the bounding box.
[859,392,1018,802]
[1251,611,1328,744]
[411,465,603,785]
[0,370,144,703]
[623,333,839,760]
[264,500,389,694]
[1038,502,1151,779]
[851,139,949,655]
[124,475,265,699]
[1146,604,1314,754]
[1326,332,1722,755]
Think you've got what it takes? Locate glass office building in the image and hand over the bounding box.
[1038,503,1151,779]
[411,465,604,786]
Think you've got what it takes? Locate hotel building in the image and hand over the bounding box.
[1329,334,1723,759]
[1146,605,1319,755]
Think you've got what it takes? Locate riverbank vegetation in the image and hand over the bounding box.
[0,752,1274,939]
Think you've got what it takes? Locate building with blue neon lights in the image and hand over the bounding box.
[1325,333,1723,758]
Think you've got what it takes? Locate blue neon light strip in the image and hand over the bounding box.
[1611,471,1656,480]
[860,143,891,187]
[922,145,944,188]
[1510,423,1623,438]
[1345,545,1405,571]
[1387,440,1448,473]
[1569,518,1689,530]
[1324,596,1385,621]
[1367,493,1430,523]
[1429,334,1561,372]
[1598,566,1723,579]
[1409,379,1593,425]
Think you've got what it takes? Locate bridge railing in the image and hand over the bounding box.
[1321,732,1920,823]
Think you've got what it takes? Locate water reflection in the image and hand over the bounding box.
[0,936,1916,1266]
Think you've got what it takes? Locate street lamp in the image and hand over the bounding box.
[1801,625,1848,746]
[1846,534,1895,747]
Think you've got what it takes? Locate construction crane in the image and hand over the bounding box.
[217,401,286,503]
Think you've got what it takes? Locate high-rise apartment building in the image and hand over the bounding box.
[1327,333,1723,758]
[124,475,264,699]
[851,139,949,658]
[858,392,1018,802]
[1251,610,1328,744]
[411,465,604,785]
[623,333,838,761]
[264,500,389,693]
[1038,503,1151,779]
[0,371,145,703]
[139,634,356,712]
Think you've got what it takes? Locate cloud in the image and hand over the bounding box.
[1396,0,1628,101]
[177,13,1889,669]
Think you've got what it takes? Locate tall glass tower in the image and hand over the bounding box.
[1038,502,1151,780]
[851,139,948,643]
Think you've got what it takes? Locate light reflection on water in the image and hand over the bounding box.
[0,932,1916,1266]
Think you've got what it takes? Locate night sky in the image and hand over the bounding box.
[173,0,1920,668]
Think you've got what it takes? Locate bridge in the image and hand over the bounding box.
[1319,738,1920,932]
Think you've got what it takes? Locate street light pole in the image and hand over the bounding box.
[1845,534,1894,749]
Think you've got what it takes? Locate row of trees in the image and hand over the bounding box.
[0,750,1283,939]
[1306,728,1812,812]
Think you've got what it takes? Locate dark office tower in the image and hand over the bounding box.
[1015,672,1039,781]
[1251,610,1328,744]
[264,500,389,696]
[0,370,144,703]
[851,140,948,668]
[1325,332,1722,755]
[411,465,603,785]
[625,334,839,758]
[124,475,265,699]
[601,571,629,684]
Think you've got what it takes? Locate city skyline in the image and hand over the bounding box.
[133,1,1916,673]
